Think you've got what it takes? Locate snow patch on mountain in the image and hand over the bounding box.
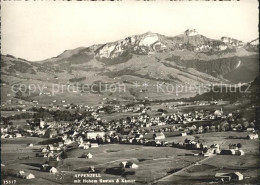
[98,44,117,58]
[139,33,159,46]
[221,37,244,48]
[94,30,256,60]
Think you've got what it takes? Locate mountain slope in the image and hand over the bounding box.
[1,29,259,104]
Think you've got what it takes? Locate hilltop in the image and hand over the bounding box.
[1,29,259,104]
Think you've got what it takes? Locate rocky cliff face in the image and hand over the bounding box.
[95,32,167,59]
[221,37,244,47]
[184,29,199,36]
[94,29,255,60]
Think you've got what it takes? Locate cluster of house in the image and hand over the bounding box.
[219,144,245,156]
[17,171,35,179]
[118,132,169,147]
[1,102,257,151]
[40,163,58,174]
[173,139,246,157]
[247,133,258,139]
[173,139,208,150]
[119,161,138,169]
[1,130,22,139]
[36,135,99,160]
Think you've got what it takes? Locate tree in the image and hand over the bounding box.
[243,121,249,129]
[210,125,216,132]
[249,122,255,128]
[237,143,242,148]
[190,130,195,135]
[15,90,23,99]
[61,151,68,159]
[204,126,210,133]
[216,125,221,132]
[237,124,242,131]
[157,109,165,113]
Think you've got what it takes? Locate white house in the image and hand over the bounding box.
[247,134,258,139]
[18,171,35,179]
[49,167,58,174]
[82,153,93,159]
[86,131,106,139]
[153,132,165,140]
[15,133,22,138]
[120,161,138,169]
[181,132,187,136]
[246,128,255,132]
[90,143,99,148]
[25,173,35,179]
[87,153,93,159]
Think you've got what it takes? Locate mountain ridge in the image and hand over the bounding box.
[33,29,258,63]
[1,29,259,104]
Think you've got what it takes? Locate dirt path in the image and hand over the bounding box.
[154,140,227,183]
[155,154,214,183]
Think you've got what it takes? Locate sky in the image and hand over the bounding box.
[1,0,259,61]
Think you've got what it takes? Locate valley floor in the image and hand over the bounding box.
[1,131,259,184]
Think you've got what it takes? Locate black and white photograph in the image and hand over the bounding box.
[1,0,259,184]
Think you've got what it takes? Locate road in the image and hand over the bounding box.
[154,154,214,183]
[154,140,227,184]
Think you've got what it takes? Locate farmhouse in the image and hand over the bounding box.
[41,148,49,153]
[120,161,127,168]
[215,172,243,182]
[246,128,255,132]
[85,166,96,173]
[247,134,258,139]
[86,131,106,139]
[181,132,187,136]
[215,173,231,182]
[64,138,73,145]
[153,132,165,140]
[135,134,144,140]
[214,109,223,117]
[231,172,244,181]
[44,128,58,138]
[40,164,51,171]
[15,133,22,138]
[82,153,93,159]
[120,161,139,169]
[17,171,35,179]
[83,144,90,149]
[79,142,90,148]
[90,143,99,148]
[49,167,58,174]
[25,173,35,179]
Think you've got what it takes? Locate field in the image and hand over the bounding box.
[157,132,260,184]
[1,131,259,184]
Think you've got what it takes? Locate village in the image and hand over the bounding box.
[1,99,259,184]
